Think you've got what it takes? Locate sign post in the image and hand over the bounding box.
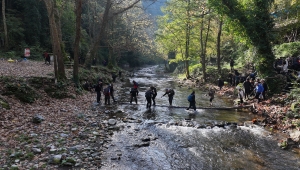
[24,48,30,57]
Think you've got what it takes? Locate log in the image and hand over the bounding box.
[117,102,253,110]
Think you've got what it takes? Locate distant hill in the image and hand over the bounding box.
[142,0,166,17]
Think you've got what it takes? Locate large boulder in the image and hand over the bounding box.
[289,130,300,143]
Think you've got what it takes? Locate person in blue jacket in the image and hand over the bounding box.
[254,82,264,103]
[186,91,196,111]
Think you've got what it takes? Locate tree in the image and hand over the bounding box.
[84,0,141,68]
[43,0,66,80]
[73,0,83,85]
[157,0,202,78]
[216,19,222,74]
[209,0,276,77]
[2,0,8,49]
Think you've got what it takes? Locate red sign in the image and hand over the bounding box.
[24,48,30,57]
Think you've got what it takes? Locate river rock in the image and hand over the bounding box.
[108,119,117,125]
[32,114,44,123]
[49,155,62,164]
[289,130,300,142]
[32,148,41,154]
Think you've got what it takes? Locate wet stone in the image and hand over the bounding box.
[134,142,150,147]
[32,114,45,123]
[49,155,62,164]
[141,137,151,142]
[32,148,41,154]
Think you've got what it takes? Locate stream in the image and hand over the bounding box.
[100,65,300,170]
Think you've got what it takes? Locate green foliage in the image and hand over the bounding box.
[0,96,10,109]
[209,0,276,77]
[273,42,300,58]
[44,81,72,99]
[3,82,39,103]
[5,10,25,50]
[25,152,34,161]
[189,63,202,75]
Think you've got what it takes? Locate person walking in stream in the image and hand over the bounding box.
[162,88,175,106]
[103,84,111,105]
[110,83,117,103]
[145,88,153,108]
[94,80,103,104]
[150,86,157,105]
[186,91,196,111]
[133,80,139,95]
[208,88,215,106]
[130,87,138,104]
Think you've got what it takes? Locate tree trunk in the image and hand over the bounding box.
[200,11,207,82]
[73,0,83,85]
[85,0,112,69]
[85,0,140,69]
[199,10,211,82]
[185,0,191,79]
[43,0,66,80]
[2,0,8,50]
[217,20,223,74]
[185,23,190,78]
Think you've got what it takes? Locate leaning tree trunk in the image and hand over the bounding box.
[2,0,8,50]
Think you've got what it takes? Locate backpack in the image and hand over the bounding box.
[170,89,175,96]
[187,95,193,102]
[145,90,152,98]
[103,87,110,95]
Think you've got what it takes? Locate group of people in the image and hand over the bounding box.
[130,80,175,109]
[237,78,268,105]
[132,80,216,111]
[94,77,117,105]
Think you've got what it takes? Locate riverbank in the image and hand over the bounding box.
[177,77,300,150]
[0,60,130,169]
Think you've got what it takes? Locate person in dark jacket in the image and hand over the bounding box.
[145,88,153,108]
[110,83,116,102]
[94,81,103,103]
[112,73,117,82]
[230,59,234,72]
[43,52,50,65]
[243,78,252,100]
[261,79,268,100]
[208,89,215,106]
[150,86,157,105]
[119,70,122,77]
[186,91,196,111]
[162,88,175,106]
[133,80,139,95]
[103,84,111,105]
[217,78,224,90]
[130,87,138,104]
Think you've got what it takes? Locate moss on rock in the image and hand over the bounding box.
[0,96,10,109]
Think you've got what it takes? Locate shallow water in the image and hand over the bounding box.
[100,65,300,170]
